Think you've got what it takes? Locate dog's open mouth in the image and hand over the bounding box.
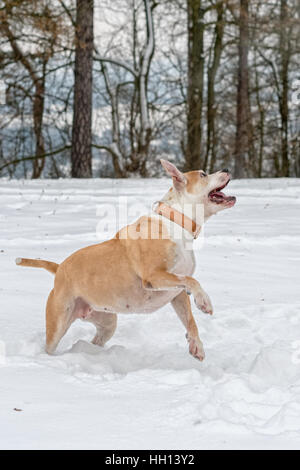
[209,179,236,205]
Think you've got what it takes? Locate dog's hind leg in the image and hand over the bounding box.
[45,289,74,354]
[171,291,205,361]
[86,311,117,347]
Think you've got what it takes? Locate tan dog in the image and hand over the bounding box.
[16,160,236,361]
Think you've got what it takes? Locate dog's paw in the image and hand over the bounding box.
[194,292,213,315]
[91,335,104,347]
[186,334,205,361]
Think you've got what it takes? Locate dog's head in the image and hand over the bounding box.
[161,159,236,218]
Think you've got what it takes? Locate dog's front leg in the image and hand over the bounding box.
[171,291,205,361]
[142,270,213,315]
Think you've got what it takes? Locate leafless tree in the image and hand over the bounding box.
[185,0,205,170]
[234,0,252,178]
[71,0,94,177]
[94,0,156,176]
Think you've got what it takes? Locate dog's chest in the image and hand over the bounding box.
[170,241,196,276]
[156,214,196,276]
[136,245,195,313]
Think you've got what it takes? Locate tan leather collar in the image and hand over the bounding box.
[153,201,201,239]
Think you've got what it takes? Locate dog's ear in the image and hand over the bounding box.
[160,159,186,192]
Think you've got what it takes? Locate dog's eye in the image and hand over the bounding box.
[201,171,207,177]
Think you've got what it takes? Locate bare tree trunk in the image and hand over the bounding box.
[137,0,155,176]
[254,50,264,178]
[32,77,46,178]
[186,0,205,170]
[205,2,224,173]
[100,62,126,177]
[279,0,290,176]
[71,0,93,178]
[234,0,251,178]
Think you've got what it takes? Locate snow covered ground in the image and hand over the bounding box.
[0,177,299,450]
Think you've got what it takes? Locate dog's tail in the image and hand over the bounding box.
[15,257,59,275]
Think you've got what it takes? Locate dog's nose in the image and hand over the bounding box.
[221,168,229,173]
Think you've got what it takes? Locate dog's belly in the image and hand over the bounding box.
[89,280,181,314]
[92,286,181,315]
[127,289,182,314]
[91,246,195,315]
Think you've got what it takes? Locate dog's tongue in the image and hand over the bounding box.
[210,191,235,204]
[210,191,225,200]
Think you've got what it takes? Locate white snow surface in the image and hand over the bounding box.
[0,177,299,450]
